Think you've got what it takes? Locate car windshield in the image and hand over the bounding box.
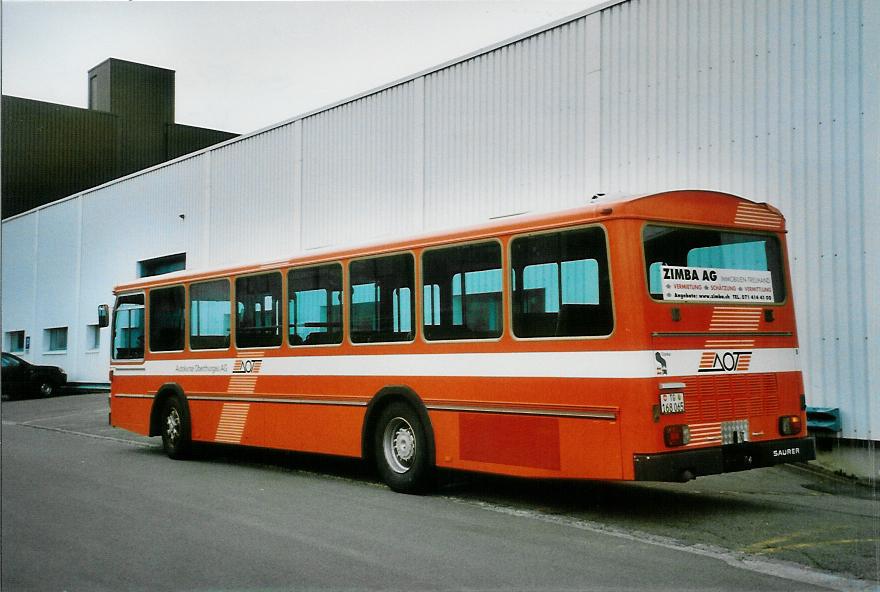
[643,225,785,303]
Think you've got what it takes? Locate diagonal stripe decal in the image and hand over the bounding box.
[215,402,250,444]
[709,307,762,332]
[734,203,784,229]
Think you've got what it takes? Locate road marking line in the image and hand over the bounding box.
[744,533,805,553]
[16,408,107,425]
[753,538,879,554]
[1,420,156,448]
[445,497,875,592]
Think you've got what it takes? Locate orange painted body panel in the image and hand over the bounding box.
[111,396,152,436]
[185,399,365,457]
[109,191,809,481]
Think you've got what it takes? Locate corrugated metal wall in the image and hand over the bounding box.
[301,83,423,248]
[208,123,300,266]
[2,0,876,442]
[71,156,207,377]
[1,215,38,349]
[600,0,878,440]
[424,16,601,228]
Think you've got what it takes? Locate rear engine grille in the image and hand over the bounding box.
[683,374,778,423]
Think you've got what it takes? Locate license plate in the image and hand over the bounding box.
[660,392,685,414]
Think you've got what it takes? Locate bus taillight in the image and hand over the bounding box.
[778,415,803,436]
[664,424,691,447]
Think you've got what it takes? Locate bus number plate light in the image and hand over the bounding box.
[659,392,685,415]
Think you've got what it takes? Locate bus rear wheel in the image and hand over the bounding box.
[161,397,191,460]
[374,402,432,494]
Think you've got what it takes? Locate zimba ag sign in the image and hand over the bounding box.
[661,265,774,303]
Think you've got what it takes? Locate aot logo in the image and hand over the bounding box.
[232,359,263,374]
[698,351,752,373]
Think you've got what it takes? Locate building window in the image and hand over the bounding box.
[190,280,231,350]
[422,241,503,341]
[349,253,414,343]
[44,327,68,352]
[5,331,25,353]
[149,286,185,352]
[86,325,100,350]
[138,253,186,278]
[236,273,282,348]
[510,227,613,338]
[288,264,343,346]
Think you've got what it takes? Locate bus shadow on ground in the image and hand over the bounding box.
[169,442,769,521]
[439,472,771,522]
[183,442,375,483]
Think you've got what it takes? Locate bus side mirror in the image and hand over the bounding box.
[98,304,110,328]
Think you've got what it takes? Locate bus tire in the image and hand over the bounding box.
[160,397,191,460]
[374,402,433,494]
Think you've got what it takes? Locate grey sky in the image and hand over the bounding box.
[2,1,598,134]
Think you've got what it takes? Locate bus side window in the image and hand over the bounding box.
[235,272,282,348]
[190,279,230,350]
[349,254,414,343]
[112,294,145,360]
[422,241,503,341]
[288,264,343,346]
[149,286,185,352]
[511,227,612,338]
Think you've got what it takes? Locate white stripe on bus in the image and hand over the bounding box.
[112,348,800,379]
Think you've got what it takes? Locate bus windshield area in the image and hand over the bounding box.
[112,294,145,359]
[643,225,785,304]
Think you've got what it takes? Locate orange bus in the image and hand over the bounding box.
[109,190,815,493]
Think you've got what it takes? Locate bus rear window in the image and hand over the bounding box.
[643,225,785,303]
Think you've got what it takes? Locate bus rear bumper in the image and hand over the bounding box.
[632,436,816,482]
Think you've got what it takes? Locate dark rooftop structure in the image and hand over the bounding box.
[2,58,238,218]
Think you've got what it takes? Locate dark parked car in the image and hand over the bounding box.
[1,352,67,399]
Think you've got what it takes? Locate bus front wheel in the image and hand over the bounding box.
[374,402,432,494]
[161,397,191,460]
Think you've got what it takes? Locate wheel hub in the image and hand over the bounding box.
[165,408,181,446]
[393,428,414,462]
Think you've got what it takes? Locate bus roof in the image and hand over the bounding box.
[115,190,785,293]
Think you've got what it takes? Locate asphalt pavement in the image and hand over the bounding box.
[1,392,877,591]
